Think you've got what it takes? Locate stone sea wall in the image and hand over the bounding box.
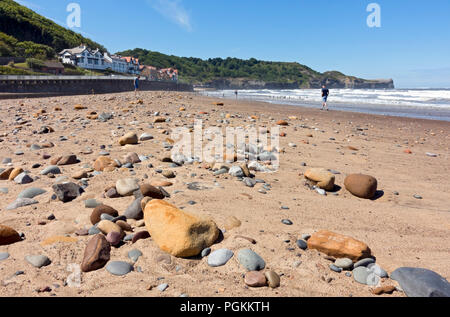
[0,76,193,99]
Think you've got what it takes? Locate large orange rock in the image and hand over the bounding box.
[118,132,138,146]
[93,156,119,172]
[0,225,22,246]
[304,168,335,191]
[344,174,378,199]
[307,230,371,261]
[144,200,219,258]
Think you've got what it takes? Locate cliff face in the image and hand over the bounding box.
[204,77,395,90]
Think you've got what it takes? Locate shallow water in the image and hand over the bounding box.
[200,88,450,122]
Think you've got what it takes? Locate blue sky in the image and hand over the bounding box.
[16,0,450,88]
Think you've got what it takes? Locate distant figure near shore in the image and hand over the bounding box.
[321,85,329,111]
[235,90,238,100]
[134,75,140,97]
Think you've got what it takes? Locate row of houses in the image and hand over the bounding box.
[58,45,178,81]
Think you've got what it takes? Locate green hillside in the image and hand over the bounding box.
[117,48,321,86]
[0,0,105,59]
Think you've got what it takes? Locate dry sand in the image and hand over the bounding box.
[0,91,449,297]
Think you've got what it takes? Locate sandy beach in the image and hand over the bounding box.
[0,90,449,297]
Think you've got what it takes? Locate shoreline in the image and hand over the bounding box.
[198,89,450,122]
[0,91,449,297]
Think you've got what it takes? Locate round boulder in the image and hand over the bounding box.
[344,174,378,199]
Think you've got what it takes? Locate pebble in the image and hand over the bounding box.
[334,258,353,270]
[265,271,281,288]
[282,219,293,225]
[391,267,450,297]
[14,173,34,184]
[237,249,266,271]
[366,272,381,286]
[296,239,308,250]
[413,194,423,200]
[25,255,51,268]
[330,264,343,273]
[106,261,134,276]
[6,198,38,210]
[244,271,267,287]
[201,248,211,258]
[18,187,46,199]
[207,249,234,267]
[368,263,389,278]
[85,199,102,209]
[88,226,101,235]
[243,177,256,187]
[40,166,61,175]
[229,166,244,177]
[0,252,10,261]
[106,231,122,246]
[128,249,143,262]
[157,283,169,292]
[354,258,375,268]
[353,266,370,285]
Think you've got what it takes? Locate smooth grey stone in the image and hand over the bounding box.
[368,263,389,278]
[100,214,115,221]
[201,248,211,258]
[54,176,69,184]
[0,188,8,194]
[413,194,423,200]
[345,272,352,277]
[85,199,102,208]
[0,252,10,261]
[18,187,46,199]
[6,198,38,210]
[366,272,381,286]
[228,166,244,177]
[316,188,326,196]
[99,112,113,122]
[301,234,311,241]
[106,261,133,276]
[328,169,341,175]
[282,219,293,225]
[281,206,289,210]
[128,249,143,262]
[15,150,24,155]
[157,283,169,292]
[214,168,228,176]
[124,198,143,220]
[353,266,370,285]
[25,255,51,268]
[354,258,375,268]
[124,234,134,241]
[237,249,265,271]
[2,158,12,164]
[426,153,438,157]
[30,144,41,150]
[334,258,354,270]
[391,267,450,297]
[207,249,234,267]
[330,264,343,273]
[41,166,61,175]
[88,226,101,235]
[14,172,33,184]
[112,215,127,223]
[296,240,308,250]
[52,182,84,203]
[139,133,154,141]
[243,177,256,187]
[99,151,110,156]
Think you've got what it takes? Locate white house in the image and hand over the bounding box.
[103,53,129,73]
[59,45,107,71]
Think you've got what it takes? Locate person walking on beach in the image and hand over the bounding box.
[134,75,140,97]
[321,85,329,111]
[235,90,238,100]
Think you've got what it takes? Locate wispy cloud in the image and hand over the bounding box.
[147,0,193,32]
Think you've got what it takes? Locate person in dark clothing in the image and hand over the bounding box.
[321,85,330,111]
[134,75,140,97]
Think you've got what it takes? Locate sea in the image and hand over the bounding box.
[199,88,450,122]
